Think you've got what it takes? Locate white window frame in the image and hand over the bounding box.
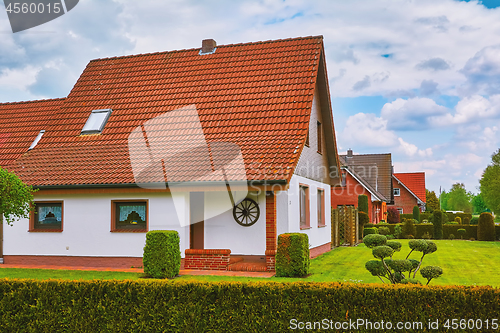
[81,109,112,135]
[393,188,400,196]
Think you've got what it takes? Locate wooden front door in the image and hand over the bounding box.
[189,192,204,249]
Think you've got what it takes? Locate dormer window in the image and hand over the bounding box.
[29,130,45,150]
[81,109,112,135]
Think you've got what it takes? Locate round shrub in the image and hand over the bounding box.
[363,234,387,248]
[363,227,378,237]
[386,240,402,252]
[143,230,181,279]
[448,234,455,240]
[402,218,416,239]
[477,212,495,241]
[457,229,466,239]
[372,245,394,259]
[420,266,443,285]
[365,260,385,276]
[400,278,422,285]
[378,226,391,236]
[422,219,429,223]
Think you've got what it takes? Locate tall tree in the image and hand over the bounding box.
[0,167,36,225]
[425,189,440,212]
[472,193,490,215]
[439,190,448,211]
[447,183,472,213]
[480,149,500,215]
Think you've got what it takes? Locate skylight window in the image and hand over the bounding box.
[28,130,45,150]
[81,109,112,135]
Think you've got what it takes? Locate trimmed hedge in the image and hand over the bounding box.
[413,206,420,222]
[143,230,181,279]
[358,194,369,216]
[477,212,495,241]
[276,233,310,277]
[0,279,499,332]
[363,227,378,236]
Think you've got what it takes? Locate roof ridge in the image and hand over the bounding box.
[0,97,65,106]
[88,35,324,63]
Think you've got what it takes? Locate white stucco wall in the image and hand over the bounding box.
[3,192,190,258]
[283,174,331,249]
[204,191,266,255]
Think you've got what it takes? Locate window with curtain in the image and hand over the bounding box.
[113,201,147,231]
[32,202,63,231]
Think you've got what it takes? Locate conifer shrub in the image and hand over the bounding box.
[477,212,495,241]
[275,233,309,277]
[413,206,420,223]
[402,218,416,239]
[143,230,181,279]
[358,194,369,215]
[432,211,443,239]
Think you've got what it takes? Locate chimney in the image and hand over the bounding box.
[201,39,217,54]
[347,149,353,157]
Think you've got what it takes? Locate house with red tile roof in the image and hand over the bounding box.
[389,172,426,214]
[331,150,393,223]
[1,36,340,271]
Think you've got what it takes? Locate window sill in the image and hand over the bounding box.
[300,226,311,230]
[317,151,322,155]
[111,229,148,233]
[29,229,63,233]
[318,224,327,228]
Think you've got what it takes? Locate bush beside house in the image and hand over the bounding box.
[275,233,310,277]
[143,230,181,279]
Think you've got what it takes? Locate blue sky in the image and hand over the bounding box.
[0,0,499,195]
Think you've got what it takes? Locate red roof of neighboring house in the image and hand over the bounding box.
[0,98,64,168]
[393,172,426,203]
[6,36,339,187]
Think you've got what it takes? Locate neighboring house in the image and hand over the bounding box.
[1,36,340,271]
[389,172,426,214]
[331,149,393,223]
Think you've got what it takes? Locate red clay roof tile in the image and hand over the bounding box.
[5,36,330,187]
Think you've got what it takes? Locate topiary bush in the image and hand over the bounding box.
[358,194,369,215]
[413,206,420,223]
[378,226,391,236]
[387,207,400,224]
[143,230,181,279]
[457,228,466,239]
[455,216,462,224]
[463,217,470,225]
[363,227,378,237]
[432,211,443,239]
[448,234,455,240]
[275,233,310,277]
[402,218,416,239]
[477,212,495,241]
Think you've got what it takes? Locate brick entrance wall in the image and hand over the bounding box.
[184,249,231,270]
[3,255,143,268]
[265,191,277,271]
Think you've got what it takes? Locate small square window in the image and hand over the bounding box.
[393,188,400,196]
[397,208,403,214]
[30,201,63,232]
[81,109,112,135]
[111,200,148,232]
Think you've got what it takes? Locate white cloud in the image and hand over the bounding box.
[460,44,500,95]
[397,138,433,157]
[341,112,397,147]
[381,97,449,130]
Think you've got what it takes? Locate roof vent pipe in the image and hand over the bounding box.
[200,39,217,55]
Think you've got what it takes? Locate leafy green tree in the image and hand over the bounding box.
[447,183,472,213]
[425,189,440,212]
[0,167,36,225]
[472,193,490,215]
[480,149,500,214]
[439,190,448,211]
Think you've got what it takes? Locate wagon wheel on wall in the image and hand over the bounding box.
[233,198,260,227]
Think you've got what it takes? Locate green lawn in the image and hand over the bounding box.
[1,240,500,286]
